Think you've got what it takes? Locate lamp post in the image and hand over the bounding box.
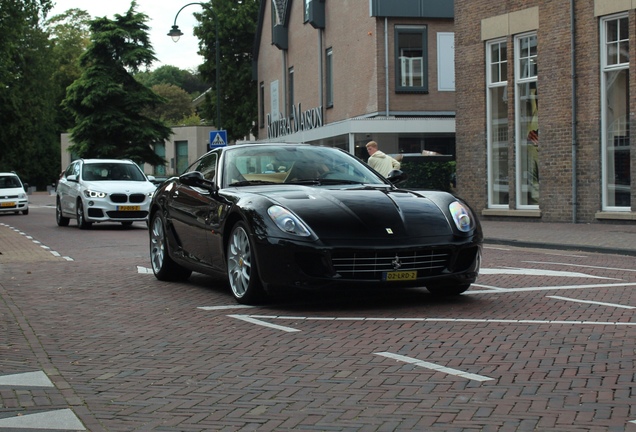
[168,2,221,131]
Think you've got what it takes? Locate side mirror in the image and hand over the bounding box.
[387,169,407,185]
[180,171,215,190]
[67,174,78,182]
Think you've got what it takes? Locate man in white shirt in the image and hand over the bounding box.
[365,141,401,177]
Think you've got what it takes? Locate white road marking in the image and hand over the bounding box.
[0,223,73,261]
[524,260,636,273]
[468,282,636,294]
[228,314,300,332]
[375,352,494,382]
[0,371,54,387]
[0,408,85,430]
[137,266,153,274]
[547,295,635,309]
[480,267,620,280]
[199,305,255,310]
[226,314,636,329]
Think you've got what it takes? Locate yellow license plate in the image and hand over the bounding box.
[118,205,141,211]
[1,202,16,207]
[383,271,417,281]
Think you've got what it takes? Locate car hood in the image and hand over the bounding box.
[0,187,26,197]
[82,180,156,194]
[252,186,455,240]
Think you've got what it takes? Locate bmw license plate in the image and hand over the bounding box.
[1,202,15,207]
[118,205,140,211]
[383,271,417,281]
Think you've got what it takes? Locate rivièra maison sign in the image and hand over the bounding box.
[267,103,323,139]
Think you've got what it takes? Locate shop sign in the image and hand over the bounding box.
[267,103,323,138]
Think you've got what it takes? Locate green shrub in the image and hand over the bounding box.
[399,157,456,192]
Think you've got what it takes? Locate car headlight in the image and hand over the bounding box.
[267,205,311,237]
[18,193,26,199]
[449,201,474,232]
[84,189,107,198]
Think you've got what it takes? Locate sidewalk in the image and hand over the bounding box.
[481,219,636,257]
[17,192,636,257]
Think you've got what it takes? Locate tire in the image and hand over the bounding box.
[426,283,471,296]
[227,221,264,304]
[56,198,70,226]
[149,212,192,281]
[76,199,92,229]
[121,221,133,227]
[22,209,28,215]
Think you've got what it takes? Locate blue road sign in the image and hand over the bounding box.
[209,130,228,149]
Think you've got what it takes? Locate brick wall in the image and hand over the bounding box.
[455,0,629,223]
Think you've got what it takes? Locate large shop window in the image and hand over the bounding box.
[601,15,630,210]
[515,33,539,208]
[395,26,428,93]
[486,39,509,207]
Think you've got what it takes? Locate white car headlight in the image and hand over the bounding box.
[84,189,107,198]
[449,201,474,232]
[267,205,311,237]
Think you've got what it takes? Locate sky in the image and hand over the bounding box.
[49,0,205,71]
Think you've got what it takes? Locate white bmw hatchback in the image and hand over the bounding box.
[0,172,29,215]
[56,159,156,229]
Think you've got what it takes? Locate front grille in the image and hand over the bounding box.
[129,194,146,203]
[332,249,450,280]
[106,211,148,219]
[110,193,146,204]
[1,195,19,199]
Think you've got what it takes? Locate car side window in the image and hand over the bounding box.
[72,162,81,177]
[194,154,217,181]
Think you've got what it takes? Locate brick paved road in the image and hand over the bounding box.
[1,206,635,431]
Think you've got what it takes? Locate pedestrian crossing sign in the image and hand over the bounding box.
[209,130,228,149]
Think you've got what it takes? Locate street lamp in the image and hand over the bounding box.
[168,2,221,131]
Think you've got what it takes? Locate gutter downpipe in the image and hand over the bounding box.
[319,29,324,117]
[571,0,578,223]
[385,17,390,117]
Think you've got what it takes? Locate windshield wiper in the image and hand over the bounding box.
[286,178,365,185]
[317,179,365,185]
[228,180,278,186]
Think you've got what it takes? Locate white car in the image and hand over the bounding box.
[0,172,29,215]
[56,159,156,229]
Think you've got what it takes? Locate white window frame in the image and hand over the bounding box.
[514,32,539,209]
[600,13,630,211]
[486,38,508,208]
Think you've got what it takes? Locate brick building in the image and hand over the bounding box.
[455,0,635,223]
[254,0,458,161]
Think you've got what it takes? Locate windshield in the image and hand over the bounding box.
[0,175,22,189]
[223,145,386,187]
[82,163,146,181]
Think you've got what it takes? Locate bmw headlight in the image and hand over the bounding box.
[84,189,107,198]
[449,201,474,232]
[267,205,311,237]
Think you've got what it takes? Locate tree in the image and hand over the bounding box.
[135,65,210,96]
[0,0,60,188]
[62,1,169,166]
[194,0,259,141]
[46,8,91,132]
[142,83,196,125]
